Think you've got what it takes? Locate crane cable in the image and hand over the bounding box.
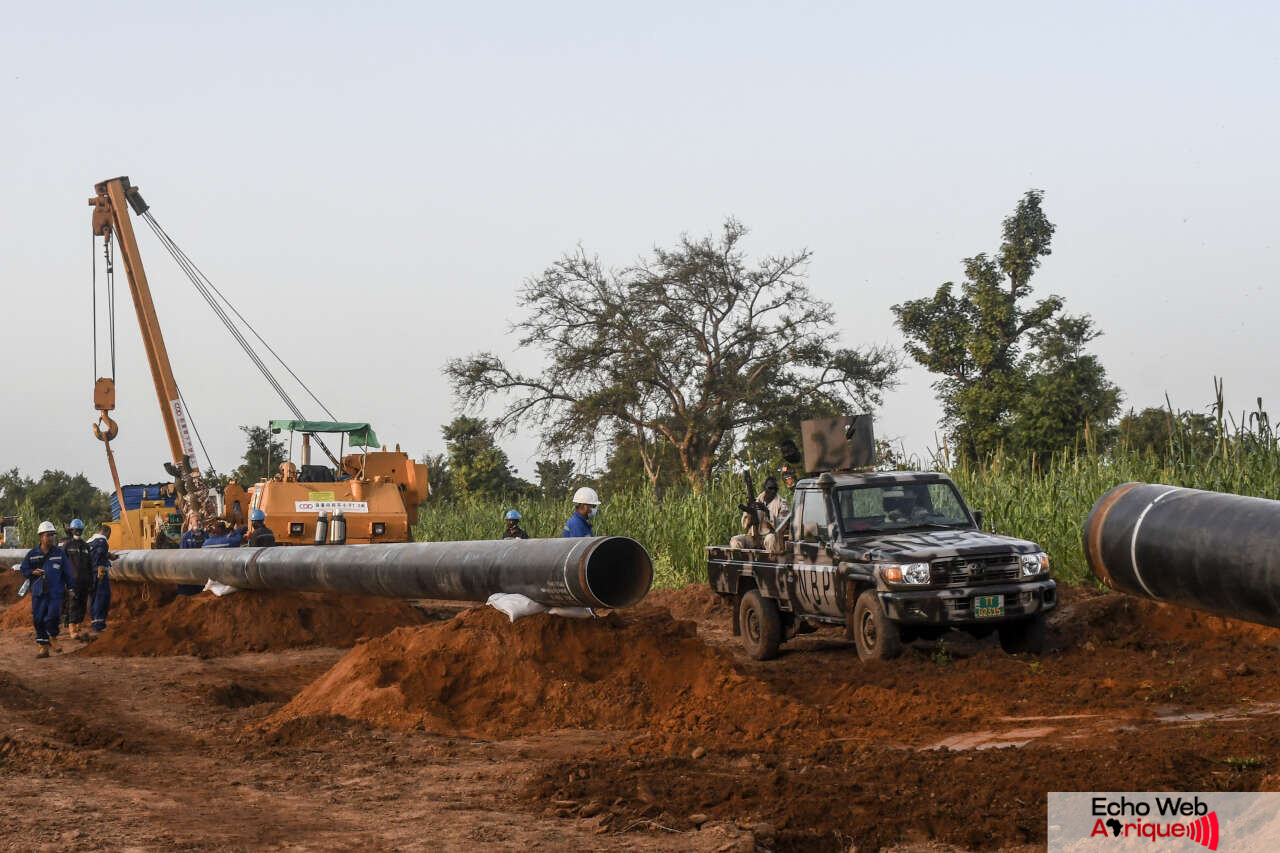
[136,211,341,467]
[92,234,118,382]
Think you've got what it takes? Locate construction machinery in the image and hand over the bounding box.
[89,176,427,548]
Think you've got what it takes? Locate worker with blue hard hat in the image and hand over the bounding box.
[244,508,276,548]
[86,522,115,634]
[59,518,96,642]
[502,509,529,540]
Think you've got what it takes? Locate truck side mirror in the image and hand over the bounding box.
[972,510,984,530]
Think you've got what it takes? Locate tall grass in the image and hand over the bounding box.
[416,397,1280,589]
[412,477,747,588]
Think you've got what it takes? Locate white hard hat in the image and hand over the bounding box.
[37,521,57,535]
[571,486,601,506]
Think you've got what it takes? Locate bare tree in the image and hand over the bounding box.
[447,219,899,490]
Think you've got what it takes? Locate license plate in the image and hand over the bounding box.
[973,594,1004,618]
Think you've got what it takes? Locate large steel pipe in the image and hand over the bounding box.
[105,537,653,609]
[1084,482,1280,628]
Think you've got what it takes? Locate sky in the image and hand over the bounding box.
[2,1,1278,493]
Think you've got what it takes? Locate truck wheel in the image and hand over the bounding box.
[739,590,782,661]
[998,613,1046,655]
[853,590,902,662]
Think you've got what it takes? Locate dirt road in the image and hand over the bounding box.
[1,572,1278,852]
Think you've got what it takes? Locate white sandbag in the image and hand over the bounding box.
[202,579,242,597]
[487,592,548,622]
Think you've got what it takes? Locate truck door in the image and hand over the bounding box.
[791,490,842,618]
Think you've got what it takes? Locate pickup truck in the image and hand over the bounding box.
[707,470,1057,661]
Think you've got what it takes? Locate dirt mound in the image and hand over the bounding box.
[76,589,432,658]
[268,607,811,741]
[640,583,731,623]
[0,580,181,632]
[0,568,22,605]
[1054,585,1280,647]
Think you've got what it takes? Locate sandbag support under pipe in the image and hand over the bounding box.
[101,537,653,610]
[1083,482,1280,628]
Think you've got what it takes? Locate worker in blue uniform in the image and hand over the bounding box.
[86,523,114,634]
[202,519,248,549]
[179,523,206,549]
[561,487,601,538]
[60,518,94,641]
[20,521,74,658]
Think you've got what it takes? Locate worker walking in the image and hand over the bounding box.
[86,523,113,634]
[561,487,601,538]
[19,521,73,658]
[59,518,95,642]
[502,510,529,540]
[243,509,276,547]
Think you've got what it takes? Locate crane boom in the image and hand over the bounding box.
[90,177,192,469]
[90,176,214,534]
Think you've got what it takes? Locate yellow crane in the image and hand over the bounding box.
[89,176,427,548]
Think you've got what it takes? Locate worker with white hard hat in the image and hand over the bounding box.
[561,486,601,538]
[18,521,74,658]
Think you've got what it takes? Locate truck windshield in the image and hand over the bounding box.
[833,482,972,534]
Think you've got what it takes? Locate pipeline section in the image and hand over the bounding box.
[101,536,652,610]
[1084,482,1280,628]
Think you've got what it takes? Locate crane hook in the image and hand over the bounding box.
[93,412,119,442]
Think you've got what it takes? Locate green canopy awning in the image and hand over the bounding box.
[269,420,380,448]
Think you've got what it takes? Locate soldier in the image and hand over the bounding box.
[86,523,114,634]
[502,510,529,540]
[730,477,785,551]
[59,518,95,642]
[765,465,799,554]
[19,521,73,658]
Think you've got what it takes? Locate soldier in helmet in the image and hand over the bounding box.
[19,521,73,658]
[502,510,529,540]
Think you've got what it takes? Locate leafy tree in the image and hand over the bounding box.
[447,219,899,490]
[1116,406,1218,459]
[596,430,683,496]
[893,190,1118,460]
[0,468,111,529]
[231,426,287,485]
[535,458,577,499]
[442,416,523,499]
[420,452,454,503]
[1010,315,1121,459]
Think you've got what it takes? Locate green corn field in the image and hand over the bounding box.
[414,400,1280,589]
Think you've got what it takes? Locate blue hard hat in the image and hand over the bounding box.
[505,510,521,521]
[250,508,266,522]
[69,518,85,530]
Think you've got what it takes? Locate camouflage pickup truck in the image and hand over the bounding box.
[707,470,1057,661]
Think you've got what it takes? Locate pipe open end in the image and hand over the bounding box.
[583,537,654,609]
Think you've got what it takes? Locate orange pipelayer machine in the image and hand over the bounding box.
[89,176,427,548]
